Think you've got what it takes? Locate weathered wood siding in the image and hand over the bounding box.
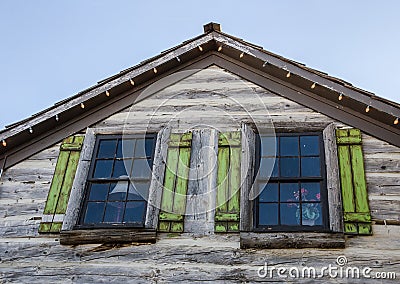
[0,66,399,283]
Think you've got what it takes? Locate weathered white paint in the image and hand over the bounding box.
[0,66,399,282]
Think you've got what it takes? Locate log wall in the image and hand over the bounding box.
[0,66,398,283]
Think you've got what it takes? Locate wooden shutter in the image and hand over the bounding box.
[158,132,192,232]
[39,135,84,233]
[336,129,372,235]
[215,131,241,233]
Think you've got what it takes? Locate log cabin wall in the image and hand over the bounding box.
[0,66,399,283]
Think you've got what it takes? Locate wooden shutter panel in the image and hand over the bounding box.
[39,135,84,233]
[158,132,192,232]
[215,131,241,233]
[336,129,372,235]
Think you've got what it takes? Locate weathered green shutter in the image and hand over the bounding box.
[39,135,84,233]
[158,132,192,232]
[336,129,372,235]
[215,131,241,233]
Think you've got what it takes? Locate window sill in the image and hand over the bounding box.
[240,232,345,249]
[59,228,156,245]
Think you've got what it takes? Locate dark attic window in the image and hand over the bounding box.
[78,135,156,228]
[254,133,329,232]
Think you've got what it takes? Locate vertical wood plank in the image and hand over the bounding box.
[240,124,255,232]
[350,144,369,213]
[337,145,355,213]
[323,123,344,233]
[173,145,191,215]
[216,146,229,212]
[160,148,179,214]
[228,146,240,213]
[62,129,96,231]
[54,151,81,214]
[145,126,171,229]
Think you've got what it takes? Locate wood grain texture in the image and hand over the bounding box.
[240,232,345,249]
[185,129,218,234]
[323,123,344,233]
[59,229,156,245]
[145,126,170,230]
[1,66,399,283]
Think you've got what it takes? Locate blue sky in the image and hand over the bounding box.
[0,1,399,129]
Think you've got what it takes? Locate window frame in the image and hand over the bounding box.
[60,127,170,244]
[76,134,157,229]
[253,132,330,232]
[240,123,345,249]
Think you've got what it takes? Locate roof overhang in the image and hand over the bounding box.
[1,25,400,170]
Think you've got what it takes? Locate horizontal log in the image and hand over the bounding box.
[240,232,345,249]
[59,229,157,245]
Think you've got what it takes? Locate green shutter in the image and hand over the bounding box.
[215,131,241,233]
[158,132,192,232]
[336,129,372,235]
[39,135,84,233]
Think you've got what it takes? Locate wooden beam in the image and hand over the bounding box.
[240,232,345,249]
[60,229,156,245]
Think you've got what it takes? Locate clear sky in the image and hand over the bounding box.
[0,1,399,129]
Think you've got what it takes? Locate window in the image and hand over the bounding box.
[78,135,156,228]
[254,133,329,231]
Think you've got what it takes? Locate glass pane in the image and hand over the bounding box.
[83,202,105,224]
[280,157,299,177]
[280,136,299,156]
[112,159,132,178]
[259,157,278,178]
[103,202,125,223]
[260,136,277,157]
[301,157,321,177]
[280,203,300,225]
[280,183,299,202]
[116,139,135,158]
[134,139,155,158]
[132,159,152,179]
[259,183,278,202]
[88,183,109,201]
[302,203,322,226]
[128,182,149,200]
[97,140,117,158]
[108,181,128,201]
[300,136,320,156]
[123,201,146,223]
[258,203,278,225]
[93,160,113,178]
[300,182,321,201]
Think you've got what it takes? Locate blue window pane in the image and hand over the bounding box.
[112,159,132,178]
[123,201,146,223]
[128,182,149,200]
[83,202,105,224]
[300,136,320,156]
[260,136,277,157]
[280,203,300,225]
[135,139,155,158]
[259,158,278,178]
[300,182,321,201]
[93,160,113,178]
[301,157,321,177]
[103,202,125,223]
[258,203,278,225]
[108,181,128,201]
[116,139,135,158]
[88,183,109,201]
[280,183,299,202]
[280,136,299,156]
[302,203,322,226]
[259,183,278,202]
[97,140,117,158]
[280,157,299,177]
[132,159,152,179]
